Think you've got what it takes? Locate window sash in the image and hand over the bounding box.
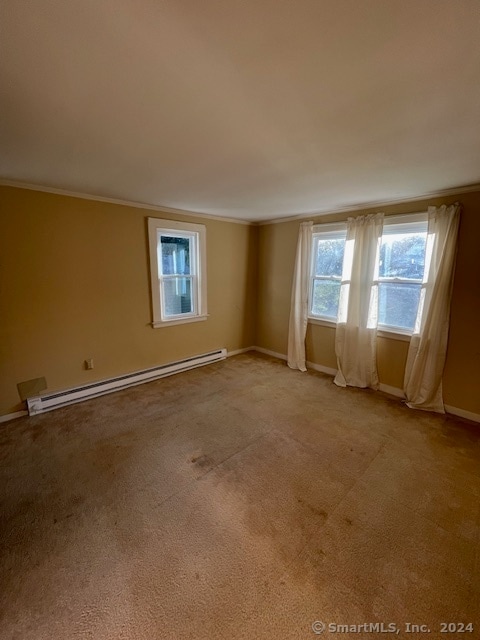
[158,232,198,319]
[158,232,196,277]
[159,275,197,320]
[309,230,346,320]
[377,217,427,332]
[377,280,423,333]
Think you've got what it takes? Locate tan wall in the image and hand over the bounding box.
[0,186,257,416]
[2,185,479,418]
[257,190,480,415]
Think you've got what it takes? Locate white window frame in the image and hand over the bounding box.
[308,222,347,325]
[148,218,207,328]
[307,213,428,339]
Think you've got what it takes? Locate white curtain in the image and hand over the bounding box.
[334,213,384,389]
[287,221,313,371]
[404,204,461,413]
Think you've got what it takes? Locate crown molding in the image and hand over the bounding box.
[2,178,479,226]
[257,182,480,225]
[0,179,255,226]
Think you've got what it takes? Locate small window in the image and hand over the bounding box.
[378,218,427,333]
[309,226,347,321]
[148,218,207,327]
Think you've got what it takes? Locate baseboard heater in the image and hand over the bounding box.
[26,348,227,416]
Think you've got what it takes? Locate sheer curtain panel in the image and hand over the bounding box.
[288,221,313,371]
[404,204,461,413]
[334,213,384,389]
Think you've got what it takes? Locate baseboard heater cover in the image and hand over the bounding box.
[27,348,227,416]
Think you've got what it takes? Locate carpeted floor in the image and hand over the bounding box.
[0,352,479,639]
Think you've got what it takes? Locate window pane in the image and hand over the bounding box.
[314,238,345,277]
[378,282,421,330]
[160,236,191,275]
[311,279,341,319]
[379,232,427,279]
[163,277,193,316]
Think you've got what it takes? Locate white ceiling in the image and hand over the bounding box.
[1,0,480,222]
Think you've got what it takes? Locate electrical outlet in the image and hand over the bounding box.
[85,358,94,370]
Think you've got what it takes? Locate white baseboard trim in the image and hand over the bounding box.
[253,346,479,423]
[444,405,480,424]
[253,346,287,361]
[253,348,337,377]
[378,383,405,399]
[227,347,256,357]
[308,361,406,399]
[306,360,338,377]
[0,410,28,424]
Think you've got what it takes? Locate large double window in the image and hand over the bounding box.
[309,214,428,335]
[148,218,207,327]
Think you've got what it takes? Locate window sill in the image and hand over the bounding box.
[308,317,336,328]
[377,327,412,342]
[308,317,412,342]
[152,314,208,328]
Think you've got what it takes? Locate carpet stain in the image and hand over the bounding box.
[190,453,214,469]
[296,497,328,520]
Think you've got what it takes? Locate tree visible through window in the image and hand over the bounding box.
[310,230,346,320]
[378,227,427,330]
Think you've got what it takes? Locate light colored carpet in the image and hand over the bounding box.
[1,352,479,639]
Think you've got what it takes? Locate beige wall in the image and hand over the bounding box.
[0,186,257,416]
[1,184,479,418]
[257,190,480,415]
